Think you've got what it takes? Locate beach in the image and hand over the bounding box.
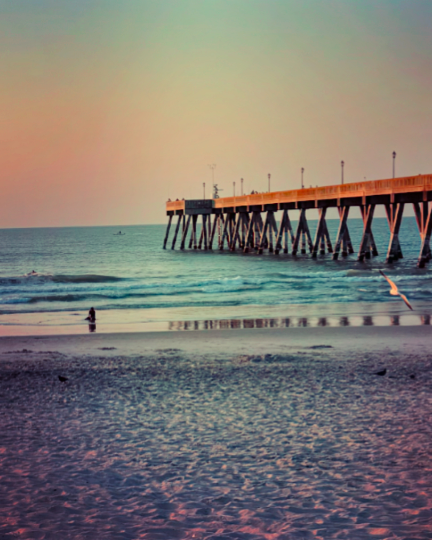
[1,326,432,539]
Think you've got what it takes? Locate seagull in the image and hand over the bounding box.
[379,270,413,310]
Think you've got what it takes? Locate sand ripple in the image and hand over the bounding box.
[0,349,432,538]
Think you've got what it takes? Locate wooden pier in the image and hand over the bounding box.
[164,174,432,267]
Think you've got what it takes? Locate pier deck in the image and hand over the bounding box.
[164,174,432,267]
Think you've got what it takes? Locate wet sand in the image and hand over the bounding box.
[1,327,432,539]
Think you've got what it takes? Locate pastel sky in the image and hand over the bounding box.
[1,0,431,227]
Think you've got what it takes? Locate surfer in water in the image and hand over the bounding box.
[85,307,96,323]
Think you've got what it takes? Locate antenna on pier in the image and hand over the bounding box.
[208,164,216,194]
[213,184,222,199]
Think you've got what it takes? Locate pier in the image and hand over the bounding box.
[164,174,432,267]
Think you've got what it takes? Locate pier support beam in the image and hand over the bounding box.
[385,203,404,263]
[245,211,264,252]
[292,209,313,256]
[333,207,350,260]
[230,213,241,251]
[258,212,270,254]
[171,214,182,250]
[268,212,276,253]
[414,202,432,268]
[209,215,218,249]
[180,216,191,249]
[323,219,333,254]
[220,213,235,250]
[163,215,173,249]
[240,213,249,249]
[243,212,254,253]
[357,204,377,261]
[216,214,225,249]
[202,214,208,250]
[341,226,354,256]
[191,215,198,249]
[312,208,332,258]
[274,210,295,254]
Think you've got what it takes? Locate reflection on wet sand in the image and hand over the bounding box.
[421,314,431,325]
[391,315,400,326]
[168,313,432,332]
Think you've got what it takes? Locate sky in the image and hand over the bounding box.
[0,0,431,227]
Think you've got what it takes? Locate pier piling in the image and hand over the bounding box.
[357,204,376,261]
[163,215,173,249]
[414,201,432,267]
[171,215,182,250]
[385,203,404,263]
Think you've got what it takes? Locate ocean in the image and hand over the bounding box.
[0,216,431,334]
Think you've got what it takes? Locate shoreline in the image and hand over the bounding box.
[0,299,429,337]
[1,324,431,357]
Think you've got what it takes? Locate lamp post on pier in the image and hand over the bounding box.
[301,168,304,189]
[241,178,243,195]
[233,181,236,196]
[341,161,345,184]
[268,173,271,192]
[203,183,205,199]
[393,151,396,178]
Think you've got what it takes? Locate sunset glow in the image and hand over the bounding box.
[1,0,431,227]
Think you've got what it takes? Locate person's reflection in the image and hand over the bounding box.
[88,322,96,333]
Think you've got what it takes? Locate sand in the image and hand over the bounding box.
[1,326,432,539]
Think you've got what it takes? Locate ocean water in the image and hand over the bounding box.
[0,217,431,334]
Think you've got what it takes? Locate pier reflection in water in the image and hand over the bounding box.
[168,313,432,331]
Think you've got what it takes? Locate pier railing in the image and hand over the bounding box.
[166,174,432,212]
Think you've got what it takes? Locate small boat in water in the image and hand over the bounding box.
[113,231,125,236]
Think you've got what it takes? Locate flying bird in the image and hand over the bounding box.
[379,270,413,310]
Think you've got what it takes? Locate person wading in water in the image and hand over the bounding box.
[86,307,96,323]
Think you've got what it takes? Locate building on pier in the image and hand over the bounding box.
[164,174,432,267]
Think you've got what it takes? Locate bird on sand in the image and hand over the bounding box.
[379,270,413,310]
[58,375,68,383]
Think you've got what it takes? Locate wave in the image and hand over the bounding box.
[0,274,126,286]
[51,274,125,283]
[2,270,431,299]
